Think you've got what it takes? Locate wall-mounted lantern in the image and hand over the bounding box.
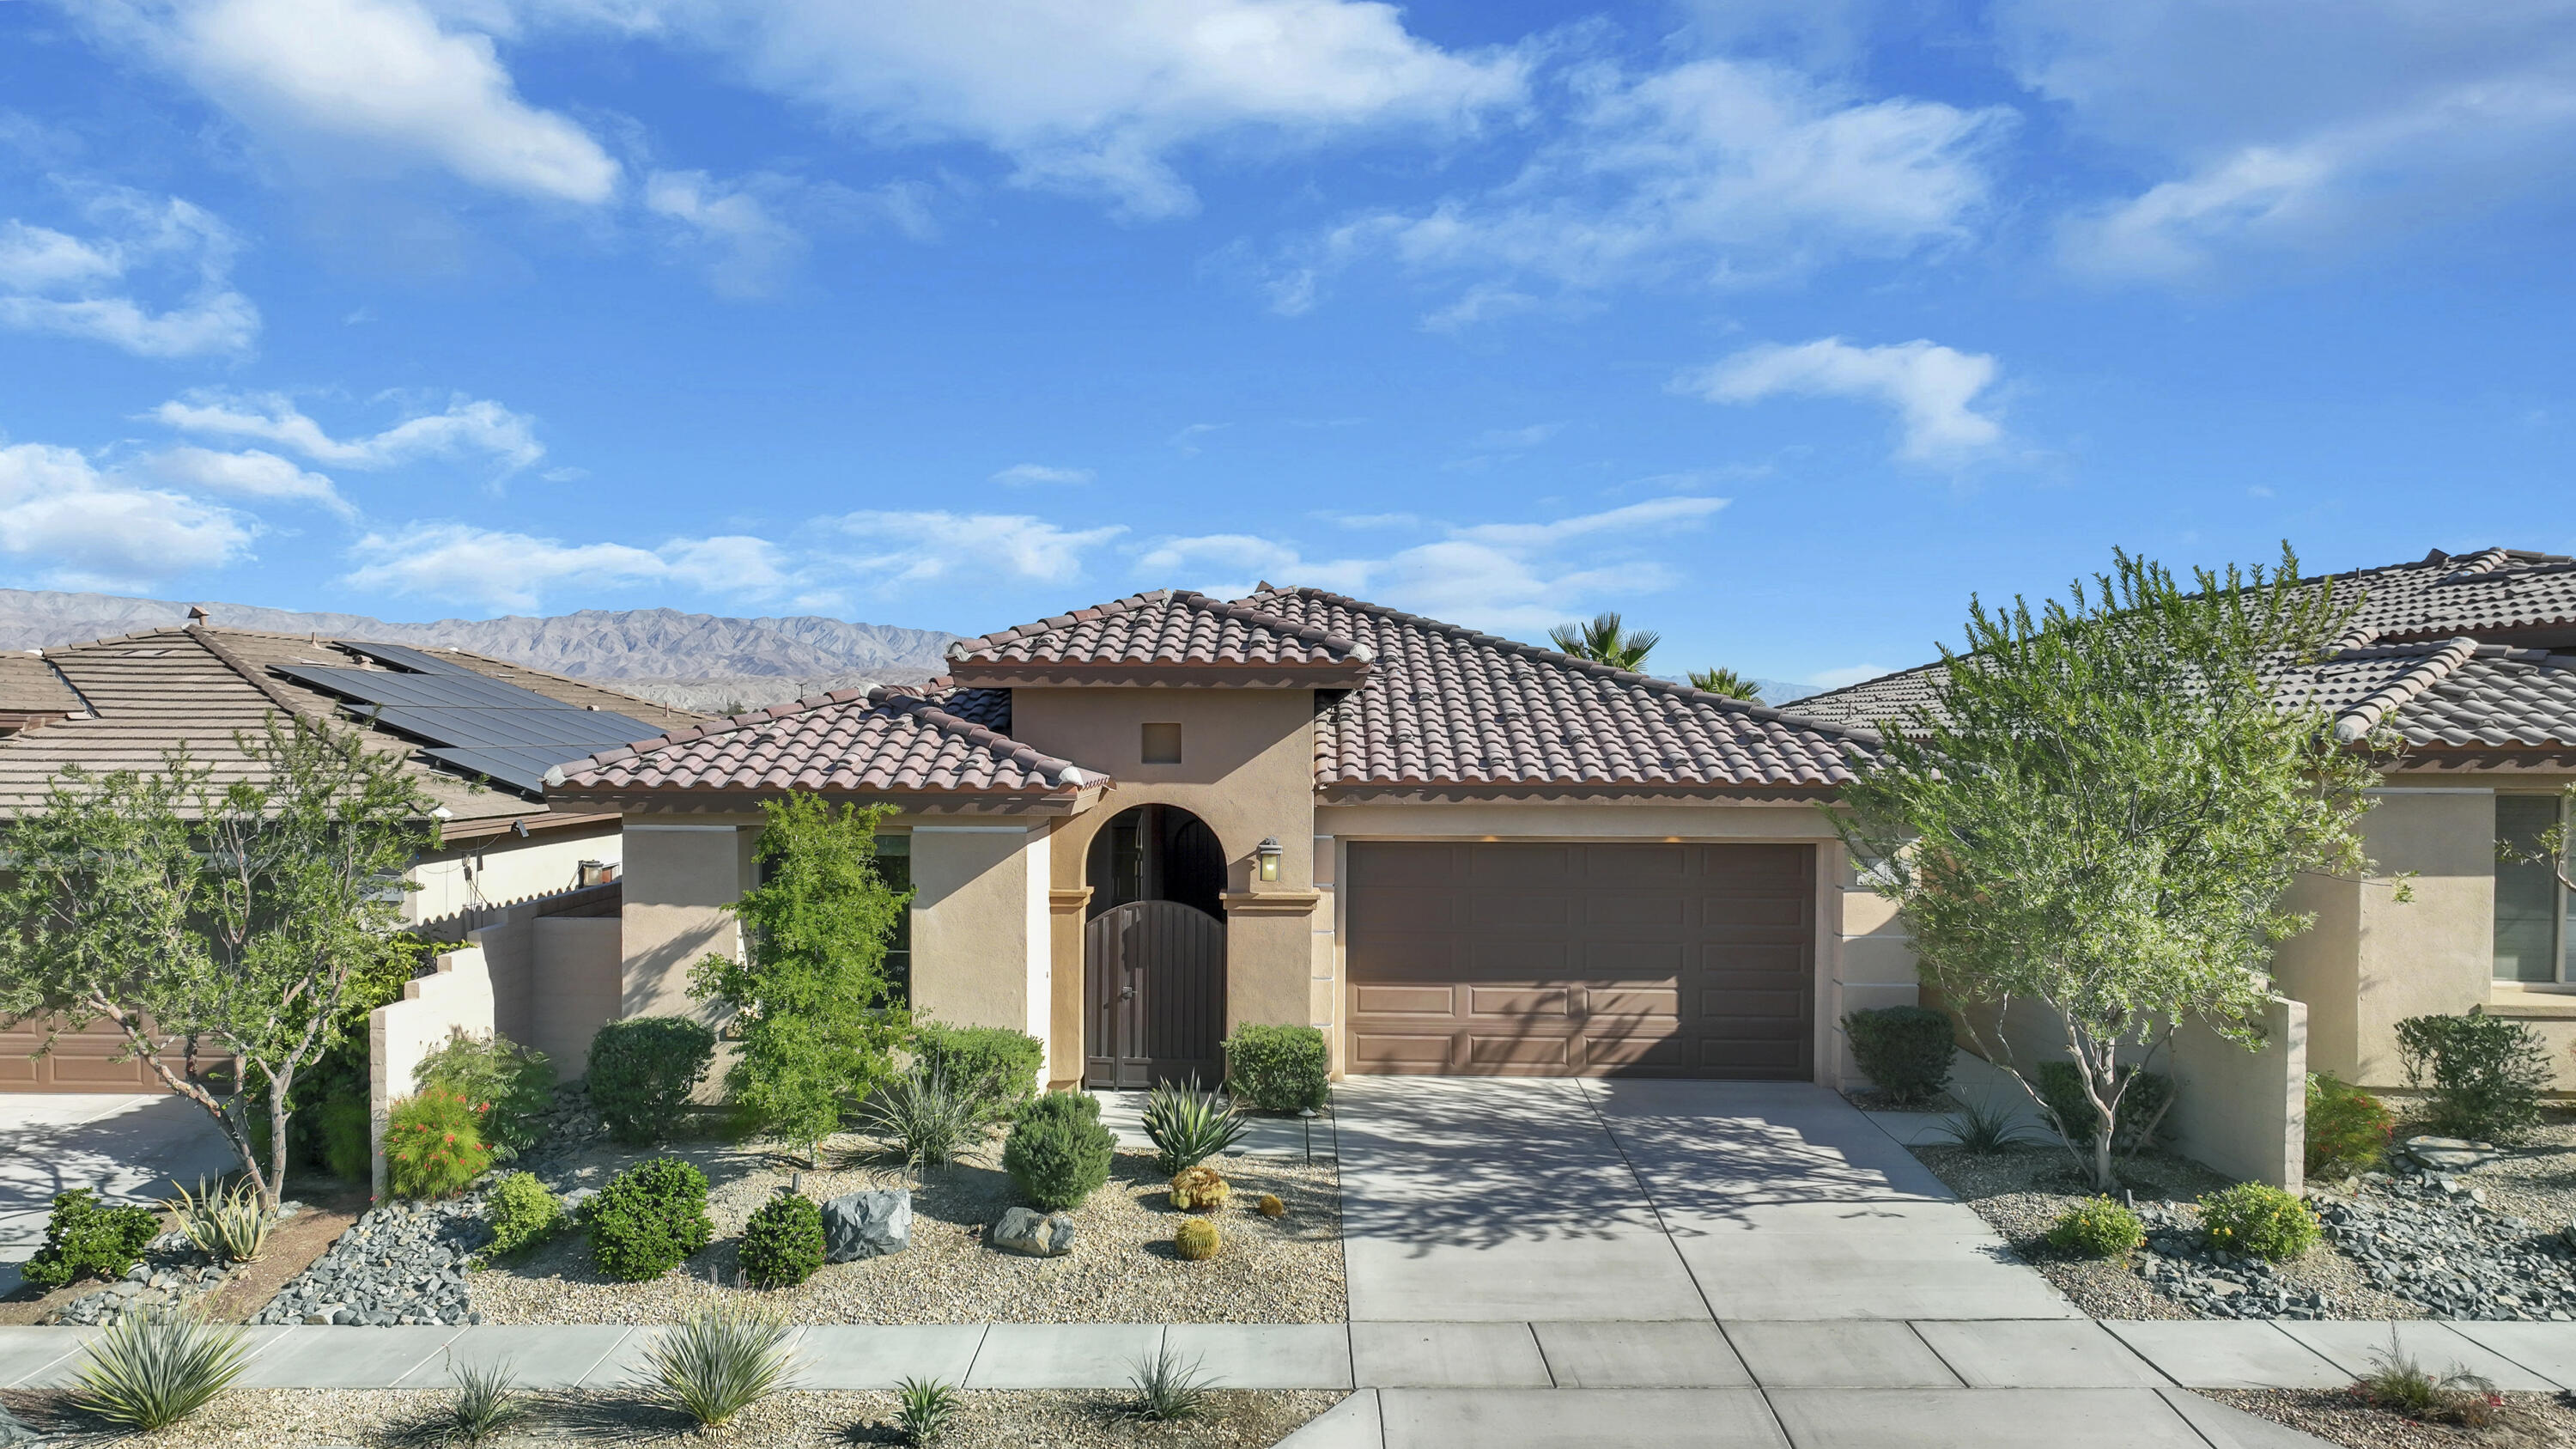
[1256,837,1283,882]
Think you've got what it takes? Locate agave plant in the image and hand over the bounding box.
[166,1176,272,1265]
[893,1374,961,1446]
[72,1305,252,1431]
[636,1299,799,1430]
[1141,1077,1247,1175]
[1933,1094,2043,1155]
[859,1065,986,1170]
[1128,1344,1217,1422]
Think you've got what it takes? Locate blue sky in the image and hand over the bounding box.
[2,0,2571,689]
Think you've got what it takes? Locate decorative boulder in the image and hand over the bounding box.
[0,1402,39,1446]
[2403,1135,2499,1173]
[991,1207,1077,1257]
[822,1188,912,1263]
[1170,1165,1230,1212]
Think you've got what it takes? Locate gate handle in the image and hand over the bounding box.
[1119,987,1135,1001]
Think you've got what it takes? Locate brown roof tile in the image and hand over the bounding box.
[947,588,1371,684]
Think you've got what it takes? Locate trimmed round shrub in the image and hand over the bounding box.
[1174,1217,1219,1262]
[738,1194,826,1289]
[2306,1073,2394,1178]
[1002,1091,1115,1211]
[2044,1196,2145,1258]
[1841,1007,1954,1105]
[1224,1024,1329,1114]
[911,1024,1044,1115]
[586,1157,714,1282]
[21,1189,162,1291]
[2198,1182,2318,1262]
[2030,1062,2174,1154]
[2396,1009,2553,1142]
[587,1016,717,1146]
[385,1089,494,1199]
[416,1030,556,1160]
[483,1171,563,1258]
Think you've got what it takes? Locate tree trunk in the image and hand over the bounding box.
[265,1075,293,1214]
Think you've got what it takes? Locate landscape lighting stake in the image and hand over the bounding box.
[1298,1107,1315,1162]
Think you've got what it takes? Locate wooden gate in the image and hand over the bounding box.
[1084,899,1225,1090]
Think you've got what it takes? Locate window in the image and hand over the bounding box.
[876,834,912,1006]
[1141,721,1182,764]
[2494,795,2573,983]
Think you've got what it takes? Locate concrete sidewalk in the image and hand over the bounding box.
[0,1093,240,1298]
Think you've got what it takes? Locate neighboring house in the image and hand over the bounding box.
[549,587,1883,1091]
[0,612,708,1091]
[1791,546,2576,1093]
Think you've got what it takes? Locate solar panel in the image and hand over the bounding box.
[273,657,655,795]
[337,641,479,675]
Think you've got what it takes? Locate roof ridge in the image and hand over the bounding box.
[39,624,201,654]
[875,691,1095,789]
[185,625,316,720]
[951,591,1169,657]
[2329,636,2481,743]
[1248,584,1884,746]
[950,588,1372,665]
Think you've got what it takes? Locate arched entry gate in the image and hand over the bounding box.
[1082,803,1226,1089]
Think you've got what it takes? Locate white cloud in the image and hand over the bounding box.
[1140,494,1728,634]
[0,192,258,357]
[1270,57,2008,314]
[644,170,808,299]
[1996,0,2576,277]
[340,522,777,612]
[0,441,256,588]
[142,445,352,517]
[1168,423,1229,455]
[153,390,544,472]
[574,0,1526,220]
[1677,337,2003,463]
[830,510,1125,588]
[82,0,619,203]
[990,463,1096,486]
[1470,422,1564,450]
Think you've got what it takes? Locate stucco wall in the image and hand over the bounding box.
[911,824,1051,1045]
[369,938,496,1198]
[2167,996,2307,1192]
[408,819,620,925]
[532,916,623,1074]
[617,819,756,1021]
[2348,789,2495,1088]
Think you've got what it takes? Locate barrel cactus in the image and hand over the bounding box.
[1175,1218,1219,1262]
[1170,1165,1229,1212]
[1255,1193,1286,1219]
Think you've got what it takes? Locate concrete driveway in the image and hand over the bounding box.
[1334,1075,2073,1323]
[0,1093,239,1295]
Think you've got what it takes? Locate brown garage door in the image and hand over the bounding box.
[1345,841,1815,1079]
[0,1017,185,1092]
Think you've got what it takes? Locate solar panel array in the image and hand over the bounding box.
[276,642,657,795]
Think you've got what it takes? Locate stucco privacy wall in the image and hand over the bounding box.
[911,825,1051,1048]
[369,938,495,1199]
[617,819,757,1021]
[406,819,621,926]
[531,916,622,1072]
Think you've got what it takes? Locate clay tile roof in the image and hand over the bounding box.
[945,588,1372,684]
[0,652,82,723]
[549,678,1097,800]
[1239,586,1876,794]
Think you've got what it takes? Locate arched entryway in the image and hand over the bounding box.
[1082,804,1226,1088]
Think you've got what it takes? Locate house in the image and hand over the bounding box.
[1790,546,2576,1093]
[0,613,708,1091]
[546,586,1886,1091]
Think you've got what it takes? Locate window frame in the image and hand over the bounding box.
[2494,792,2573,984]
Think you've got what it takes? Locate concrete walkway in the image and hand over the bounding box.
[0,1093,238,1298]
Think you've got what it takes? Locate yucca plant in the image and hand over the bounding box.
[1128,1344,1217,1422]
[1141,1077,1246,1175]
[636,1299,799,1430]
[1933,1094,2042,1155]
[166,1176,272,1265]
[893,1374,961,1445]
[72,1305,251,1431]
[428,1354,532,1445]
[859,1065,986,1170]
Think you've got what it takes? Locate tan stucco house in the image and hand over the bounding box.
[1793,546,2576,1093]
[547,586,1892,1091]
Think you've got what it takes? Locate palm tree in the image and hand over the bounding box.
[1688,667,1764,703]
[1547,612,1660,671]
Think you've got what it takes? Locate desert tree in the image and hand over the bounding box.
[0,717,434,1210]
[1830,545,2387,1191]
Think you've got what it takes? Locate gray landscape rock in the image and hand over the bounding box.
[248,1197,491,1328]
[2403,1135,2499,1172]
[822,1189,912,1262]
[990,1208,1077,1258]
[0,1401,45,1446]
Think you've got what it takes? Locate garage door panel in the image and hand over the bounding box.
[1346,840,1814,1081]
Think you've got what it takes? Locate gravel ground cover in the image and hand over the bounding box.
[2203,1388,2576,1449]
[467,1125,1344,1325]
[2396,1108,2576,1235]
[0,1386,1345,1447]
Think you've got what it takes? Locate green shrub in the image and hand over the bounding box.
[310,1097,373,1182]
[912,1024,1043,1114]
[586,1016,716,1146]
[2198,1181,2319,1261]
[1843,1007,1956,1105]
[386,1089,495,1199]
[2044,1196,2145,1257]
[416,1030,556,1160]
[586,1157,714,1282]
[738,1194,826,1288]
[483,1172,563,1259]
[2306,1073,2395,1178]
[22,1188,163,1290]
[2396,1008,2553,1142]
[71,1306,250,1430]
[1002,1091,1115,1211]
[640,1300,799,1429]
[2030,1062,2174,1154]
[1224,1024,1329,1113]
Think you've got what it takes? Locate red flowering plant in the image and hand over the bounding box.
[384,1088,494,1198]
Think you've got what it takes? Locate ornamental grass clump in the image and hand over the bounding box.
[1841,1006,1956,1105]
[638,1300,799,1431]
[2044,1196,2145,1258]
[71,1306,251,1431]
[386,1089,494,1199]
[1003,1090,1115,1211]
[423,1354,532,1445]
[1930,1095,2043,1156]
[22,1187,162,1290]
[738,1193,826,1289]
[586,1157,714,1282]
[2355,1336,2502,1427]
[860,1065,986,1170]
[1141,1077,1246,1174]
[165,1176,270,1265]
[2199,1181,2319,1262]
[2306,1073,2395,1178]
[1128,1345,1217,1421]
